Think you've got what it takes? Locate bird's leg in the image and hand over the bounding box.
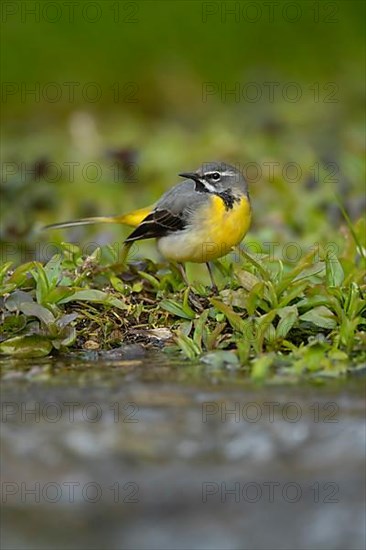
[206,262,218,293]
[177,262,190,287]
[176,263,205,312]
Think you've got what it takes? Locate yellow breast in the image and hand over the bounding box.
[157,194,251,263]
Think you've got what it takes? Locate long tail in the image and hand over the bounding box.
[43,216,118,230]
[43,205,153,231]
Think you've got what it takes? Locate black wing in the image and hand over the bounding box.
[124,208,186,243]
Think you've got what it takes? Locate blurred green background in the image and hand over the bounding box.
[1,0,365,266]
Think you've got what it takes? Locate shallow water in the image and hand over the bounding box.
[1,350,365,550]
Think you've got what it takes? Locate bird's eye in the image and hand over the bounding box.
[211,172,221,181]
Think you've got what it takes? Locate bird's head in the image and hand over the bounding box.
[179,161,248,196]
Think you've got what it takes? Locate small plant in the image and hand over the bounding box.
[0,221,365,379]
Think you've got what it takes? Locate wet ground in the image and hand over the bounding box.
[1,349,365,550]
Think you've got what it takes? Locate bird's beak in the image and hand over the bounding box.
[178,171,201,182]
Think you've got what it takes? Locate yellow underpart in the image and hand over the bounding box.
[157,194,251,263]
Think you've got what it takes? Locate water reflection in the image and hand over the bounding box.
[1,352,365,549]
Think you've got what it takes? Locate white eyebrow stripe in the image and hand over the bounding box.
[205,171,234,178]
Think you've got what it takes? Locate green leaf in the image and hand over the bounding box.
[132,281,143,293]
[235,270,261,291]
[334,193,366,261]
[60,242,82,262]
[206,322,226,351]
[0,314,27,334]
[297,295,331,311]
[138,270,161,289]
[174,331,201,359]
[220,288,248,309]
[278,281,308,307]
[5,290,34,311]
[31,263,50,304]
[251,354,274,381]
[292,263,325,282]
[325,253,344,287]
[19,302,55,325]
[44,255,62,287]
[237,248,270,280]
[300,306,337,329]
[277,249,318,294]
[193,310,209,350]
[7,262,35,286]
[52,326,77,349]
[0,261,13,284]
[343,282,365,319]
[246,282,267,315]
[178,320,193,337]
[0,335,52,357]
[160,299,196,320]
[293,342,331,373]
[200,350,239,369]
[0,283,17,296]
[109,275,126,292]
[276,306,298,338]
[182,288,196,318]
[256,310,277,350]
[44,286,74,304]
[211,299,247,333]
[56,313,79,329]
[60,289,127,310]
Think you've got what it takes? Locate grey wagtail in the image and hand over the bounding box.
[45,162,252,289]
